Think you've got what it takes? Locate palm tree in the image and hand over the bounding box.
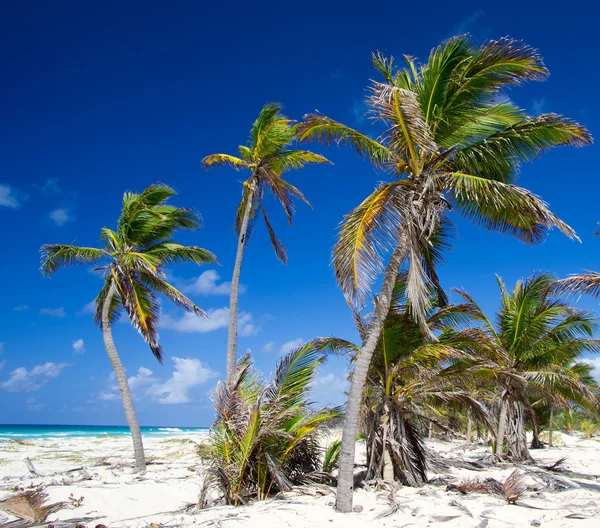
[209,344,342,505]
[297,37,592,511]
[456,273,600,461]
[311,275,489,485]
[202,103,330,383]
[40,184,217,473]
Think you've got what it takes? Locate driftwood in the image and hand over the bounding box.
[0,516,97,528]
[21,460,38,477]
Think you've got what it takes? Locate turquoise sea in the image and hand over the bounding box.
[0,424,209,440]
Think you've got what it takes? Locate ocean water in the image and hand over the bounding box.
[0,424,209,440]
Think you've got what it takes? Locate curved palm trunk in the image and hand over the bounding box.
[102,282,146,473]
[335,238,407,513]
[226,180,257,383]
[495,394,508,456]
[548,407,554,447]
[505,400,533,462]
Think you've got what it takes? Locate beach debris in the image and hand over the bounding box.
[68,494,84,508]
[445,469,527,503]
[0,490,66,522]
[352,504,363,513]
[9,440,35,446]
[22,458,40,476]
[448,498,473,517]
[542,457,566,471]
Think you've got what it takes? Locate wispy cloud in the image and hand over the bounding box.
[0,362,70,392]
[531,97,547,115]
[180,270,243,296]
[0,184,26,209]
[72,338,85,354]
[35,178,61,194]
[13,305,30,312]
[49,208,74,226]
[262,342,274,354]
[79,300,96,315]
[161,307,259,336]
[453,9,485,35]
[146,357,218,404]
[280,338,305,356]
[312,371,348,406]
[40,307,66,318]
[349,100,368,124]
[26,397,47,411]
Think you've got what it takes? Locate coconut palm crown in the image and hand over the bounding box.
[202,103,331,382]
[40,183,217,361]
[297,36,593,512]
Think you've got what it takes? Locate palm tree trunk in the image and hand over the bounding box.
[335,237,407,513]
[102,282,146,473]
[466,411,472,446]
[548,407,554,447]
[226,179,257,383]
[495,394,508,456]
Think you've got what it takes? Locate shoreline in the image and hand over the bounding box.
[1,432,600,527]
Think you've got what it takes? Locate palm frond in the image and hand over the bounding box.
[202,153,248,171]
[40,245,106,276]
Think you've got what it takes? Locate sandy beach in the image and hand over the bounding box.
[1,432,600,527]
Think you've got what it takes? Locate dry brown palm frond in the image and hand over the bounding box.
[553,272,600,298]
[445,478,483,494]
[0,491,66,522]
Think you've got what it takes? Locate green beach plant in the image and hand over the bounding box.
[208,344,341,505]
[202,104,330,383]
[40,184,216,473]
[297,36,592,511]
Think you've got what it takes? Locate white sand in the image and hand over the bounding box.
[1,432,599,527]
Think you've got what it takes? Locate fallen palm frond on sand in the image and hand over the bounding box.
[445,469,527,503]
[0,490,66,523]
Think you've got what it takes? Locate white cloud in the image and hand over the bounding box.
[49,208,74,226]
[13,305,30,312]
[162,307,259,336]
[312,372,348,407]
[262,342,274,354]
[72,339,85,354]
[80,300,96,314]
[40,307,66,317]
[0,184,25,208]
[182,270,243,296]
[146,357,218,404]
[583,357,600,384]
[280,338,305,356]
[128,366,158,391]
[98,391,120,401]
[0,362,70,392]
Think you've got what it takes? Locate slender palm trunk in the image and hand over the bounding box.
[495,394,508,456]
[548,407,554,447]
[466,411,472,446]
[102,282,146,473]
[335,238,407,513]
[226,179,257,383]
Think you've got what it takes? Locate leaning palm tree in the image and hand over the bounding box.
[203,103,330,383]
[456,273,600,461]
[311,275,489,485]
[40,184,216,472]
[297,36,592,511]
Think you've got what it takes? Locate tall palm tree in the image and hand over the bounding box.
[456,273,600,461]
[202,103,330,383]
[297,36,592,511]
[40,184,217,473]
[311,274,489,485]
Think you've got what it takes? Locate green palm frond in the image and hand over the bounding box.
[144,242,218,266]
[333,181,409,303]
[202,153,248,171]
[296,114,391,165]
[443,172,578,244]
[40,245,106,276]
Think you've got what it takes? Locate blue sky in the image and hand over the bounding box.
[0,1,598,427]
